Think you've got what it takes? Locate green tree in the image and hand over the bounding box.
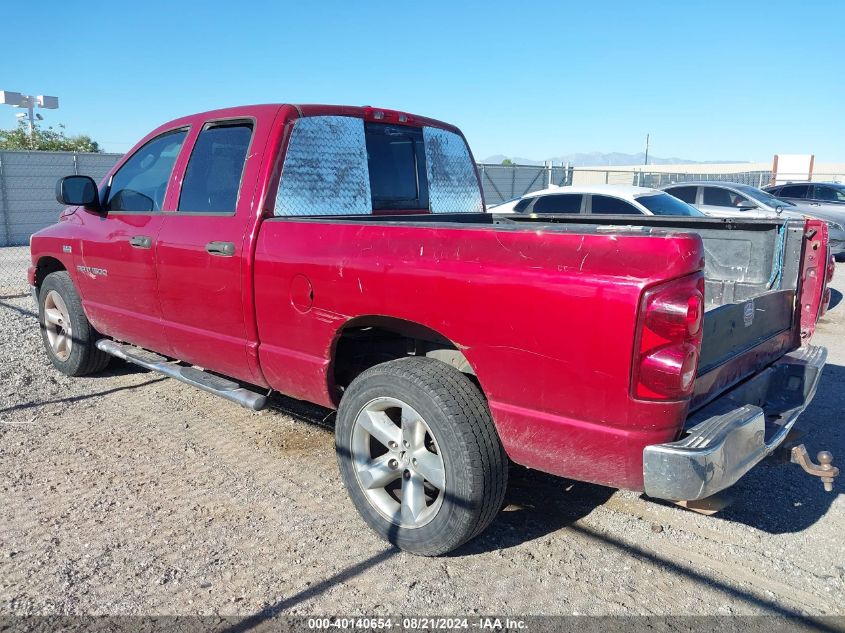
[0,121,101,152]
[501,158,514,166]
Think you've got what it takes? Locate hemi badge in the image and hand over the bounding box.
[62,245,72,253]
[743,299,755,327]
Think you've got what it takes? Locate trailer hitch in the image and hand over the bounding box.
[791,445,839,492]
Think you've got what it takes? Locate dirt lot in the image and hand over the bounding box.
[0,247,30,297]
[1,265,844,619]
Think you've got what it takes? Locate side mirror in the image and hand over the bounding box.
[55,175,102,213]
[737,203,758,211]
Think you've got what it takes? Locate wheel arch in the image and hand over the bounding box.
[328,315,479,405]
[33,256,68,290]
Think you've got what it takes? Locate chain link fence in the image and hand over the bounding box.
[574,169,774,189]
[478,163,573,206]
[480,165,781,203]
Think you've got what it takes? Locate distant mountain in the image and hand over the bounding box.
[479,152,749,166]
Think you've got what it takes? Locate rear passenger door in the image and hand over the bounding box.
[155,119,260,383]
[809,185,845,210]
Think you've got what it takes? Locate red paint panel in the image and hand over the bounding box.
[254,220,704,488]
[797,219,829,343]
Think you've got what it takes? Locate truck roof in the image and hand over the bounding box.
[152,103,463,136]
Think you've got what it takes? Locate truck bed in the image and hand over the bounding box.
[253,212,815,491]
[275,212,805,413]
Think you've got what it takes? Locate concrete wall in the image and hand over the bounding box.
[0,151,122,246]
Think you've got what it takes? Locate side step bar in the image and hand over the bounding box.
[96,339,268,411]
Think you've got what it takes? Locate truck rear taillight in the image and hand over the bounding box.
[632,274,704,401]
[827,254,836,284]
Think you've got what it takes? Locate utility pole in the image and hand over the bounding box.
[644,133,650,166]
[0,91,60,148]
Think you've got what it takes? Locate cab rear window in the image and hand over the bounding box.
[365,123,428,210]
[274,116,481,216]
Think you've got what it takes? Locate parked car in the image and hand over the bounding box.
[661,181,845,257]
[488,184,703,216]
[764,182,845,209]
[763,182,845,259]
[29,104,835,556]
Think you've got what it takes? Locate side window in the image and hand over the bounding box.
[513,198,533,213]
[275,116,372,216]
[274,116,484,216]
[532,194,582,214]
[423,127,483,213]
[107,130,187,212]
[779,184,810,198]
[701,187,742,207]
[590,195,641,214]
[178,122,253,213]
[813,186,845,202]
[666,186,697,203]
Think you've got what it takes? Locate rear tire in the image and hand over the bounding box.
[38,271,111,376]
[335,357,507,555]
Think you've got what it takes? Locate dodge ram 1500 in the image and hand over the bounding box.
[29,104,837,554]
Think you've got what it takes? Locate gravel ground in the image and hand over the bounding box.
[0,265,843,619]
[0,247,30,297]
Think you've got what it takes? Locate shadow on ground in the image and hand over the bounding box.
[710,362,844,534]
[263,359,844,540]
[829,288,842,311]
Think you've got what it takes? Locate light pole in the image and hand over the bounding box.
[0,90,60,148]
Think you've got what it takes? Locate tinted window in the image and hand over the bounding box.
[366,122,428,210]
[813,185,845,202]
[636,193,702,216]
[665,186,697,203]
[107,130,187,212]
[178,123,253,213]
[778,184,811,198]
[741,185,792,209]
[590,195,641,214]
[513,198,533,212]
[532,194,582,214]
[702,187,749,207]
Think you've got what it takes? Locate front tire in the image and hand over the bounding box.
[38,271,111,376]
[335,357,507,555]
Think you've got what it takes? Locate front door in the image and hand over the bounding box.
[155,119,259,383]
[76,128,188,353]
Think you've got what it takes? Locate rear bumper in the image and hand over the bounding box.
[643,345,827,500]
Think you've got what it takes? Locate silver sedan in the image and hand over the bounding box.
[661,181,845,258]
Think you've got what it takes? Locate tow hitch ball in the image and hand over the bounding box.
[791,445,839,492]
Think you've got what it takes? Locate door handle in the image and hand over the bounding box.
[129,235,152,249]
[205,241,236,257]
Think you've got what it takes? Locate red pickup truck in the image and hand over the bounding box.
[29,104,837,555]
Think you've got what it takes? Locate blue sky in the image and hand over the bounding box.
[2,0,843,162]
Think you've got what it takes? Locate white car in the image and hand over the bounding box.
[488,184,703,216]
